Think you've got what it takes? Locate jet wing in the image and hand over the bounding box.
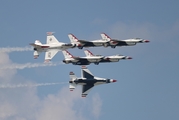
[78,39,93,44]
[29,43,49,48]
[81,66,94,79]
[82,84,94,97]
[110,39,124,44]
[73,57,87,60]
[45,50,59,62]
[74,57,101,60]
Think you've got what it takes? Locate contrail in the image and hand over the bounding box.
[0,62,64,70]
[0,82,68,88]
[0,46,33,53]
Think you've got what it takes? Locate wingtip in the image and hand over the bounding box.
[69,72,74,75]
[47,32,55,36]
[44,59,51,63]
[81,94,87,97]
[81,65,87,69]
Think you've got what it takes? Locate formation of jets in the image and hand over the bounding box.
[69,33,149,49]
[62,50,132,65]
[30,32,149,97]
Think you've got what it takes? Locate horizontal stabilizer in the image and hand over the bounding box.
[69,71,77,91]
[69,71,77,80]
[33,51,41,59]
[69,83,76,91]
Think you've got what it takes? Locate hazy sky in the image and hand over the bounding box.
[0,0,179,120]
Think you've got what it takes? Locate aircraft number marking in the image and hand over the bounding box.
[48,52,51,58]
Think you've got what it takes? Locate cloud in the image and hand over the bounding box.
[36,87,86,120]
[0,52,102,120]
[91,93,102,118]
[0,102,17,119]
[0,52,16,81]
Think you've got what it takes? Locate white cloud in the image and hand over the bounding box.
[91,93,102,119]
[0,102,17,119]
[0,52,103,120]
[0,52,16,80]
[36,87,86,120]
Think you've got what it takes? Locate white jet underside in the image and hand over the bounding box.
[30,32,75,62]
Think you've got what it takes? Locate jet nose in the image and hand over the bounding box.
[126,56,132,59]
[143,40,150,43]
[110,79,117,82]
[113,80,117,82]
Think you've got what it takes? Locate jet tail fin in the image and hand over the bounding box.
[68,34,79,44]
[84,50,94,57]
[69,72,77,91]
[68,33,83,49]
[101,33,111,41]
[46,32,61,44]
[62,50,74,59]
[44,50,59,62]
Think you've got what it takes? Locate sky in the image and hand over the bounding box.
[0,0,179,120]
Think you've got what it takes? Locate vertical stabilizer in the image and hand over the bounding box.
[101,33,111,41]
[46,32,60,44]
[84,50,94,57]
[68,34,80,45]
[62,50,74,59]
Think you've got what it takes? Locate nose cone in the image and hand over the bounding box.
[113,80,117,82]
[126,56,132,59]
[110,79,117,83]
[143,40,150,43]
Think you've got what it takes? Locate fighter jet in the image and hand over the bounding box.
[30,32,76,62]
[62,50,104,65]
[68,33,109,49]
[100,33,150,48]
[84,50,132,63]
[69,66,117,97]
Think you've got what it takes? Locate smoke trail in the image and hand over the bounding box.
[0,82,68,88]
[0,62,64,70]
[0,46,33,53]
